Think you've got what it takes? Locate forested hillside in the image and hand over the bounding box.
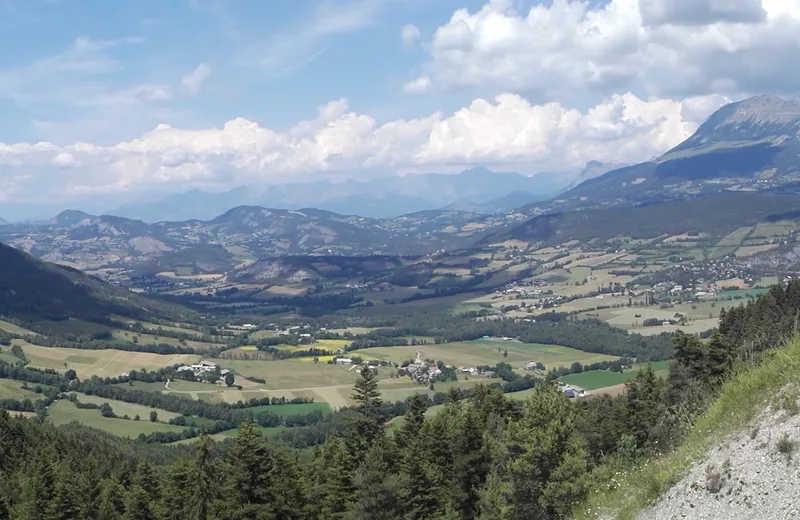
[0,243,194,324]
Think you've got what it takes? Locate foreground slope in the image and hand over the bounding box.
[0,242,192,324]
[577,339,800,520]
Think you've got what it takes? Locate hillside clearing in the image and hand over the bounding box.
[48,400,189,438]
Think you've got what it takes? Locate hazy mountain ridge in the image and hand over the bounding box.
[110,167,576,222]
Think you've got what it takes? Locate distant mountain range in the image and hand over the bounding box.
[108,167,579,222]
[3,94,800,281]
[0,205,517,275]
[0,216,7,226]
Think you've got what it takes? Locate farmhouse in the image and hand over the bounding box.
[335,357,353,365]
[192,360,218,373]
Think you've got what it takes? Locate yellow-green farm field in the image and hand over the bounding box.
[48,400,188,438]
[15,341,200,378]
[67,393,182,421]
[0,379,42,400]
[0,320,37,335]
[363,340,617,370]
[217,358,381,390]
[110,330,223,351]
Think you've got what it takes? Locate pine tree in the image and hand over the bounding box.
[347,365,385,453]
[123,486,158,520]
[309,437,355,519]
[47,467,84,520]
[503,383,589,519]
[707,329,735,381]
[189,433,219,520]
[451,407,491,519]
[395,394,427,451]
[626,364,665,449]
[96,480,126,520]
[222,421,284,518]
[344,440,403,520]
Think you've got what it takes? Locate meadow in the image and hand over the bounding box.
[48,400,189,438]
[67,393,182,421]
[15,340,199,378]
[0,320,37,335]
[0,379,43,400]
[559,361,670,390]
[363,339,617,370]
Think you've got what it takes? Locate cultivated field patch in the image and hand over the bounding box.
[0,379,42,400]
[16,341,199,378]
[363,340,617,370]
[48,400,188,438]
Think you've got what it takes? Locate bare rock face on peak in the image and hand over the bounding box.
[558,95,800,209]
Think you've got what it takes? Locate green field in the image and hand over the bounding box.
[217,358,370,389]
[559,361,670,390]
[238,401,332,417]
[0,346,20,365]
[0,320,37,335]
[16,341,199,378]
[48,400,189,438]
[364,340,617,370]
[110,329,222,351]
[68,393,182,421]
[0,379,43,400]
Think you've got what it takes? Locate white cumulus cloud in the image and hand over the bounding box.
[401,24,421,48]
[0,92,729,204]
[181,62,211,94]
[403,76,430,94]
[406,0,800,100]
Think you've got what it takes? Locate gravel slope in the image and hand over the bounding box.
[638,402,800,520]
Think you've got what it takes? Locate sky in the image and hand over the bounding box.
[1,0,800,216]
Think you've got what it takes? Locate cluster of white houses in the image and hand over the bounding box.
[176,360,231,380]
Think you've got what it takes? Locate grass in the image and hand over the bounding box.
[0,379,43,400]
[217,358,371,390]
[574,337,800,519]
[49,400,189,438]
[364,340,617,370]
[559,361,669,390]
[0,319,37,335]
[110,330,222,351]
[16,340,200,378]
[241,402,332,417]
[67,393,181,421]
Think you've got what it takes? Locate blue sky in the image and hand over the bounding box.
[0,0,492,144]
[1,0,799,217]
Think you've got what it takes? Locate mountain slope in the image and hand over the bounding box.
[496,192,800,245]
[0,205,500,274]
[558,95,800,208]
[443,190,548,214]
[0,216,8,226]
[0,242,193,323]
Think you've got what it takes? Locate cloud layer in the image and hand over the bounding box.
[406,0,800,100]
[0,92,727,203]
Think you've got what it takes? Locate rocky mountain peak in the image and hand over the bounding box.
[671,95,800,154]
